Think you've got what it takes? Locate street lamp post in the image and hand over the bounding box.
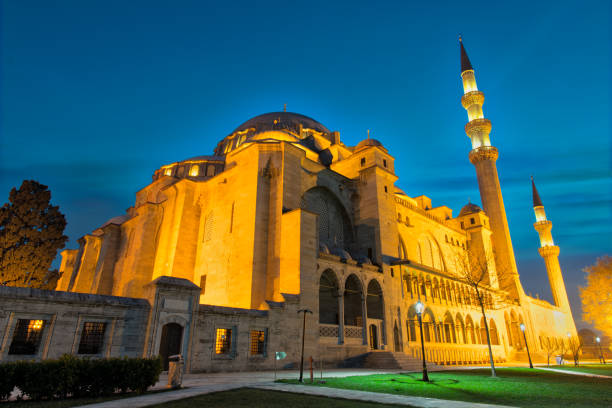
[520,324,533,369]
[415,301,429,382]
[596,337,606,364]
[297,309,313,383]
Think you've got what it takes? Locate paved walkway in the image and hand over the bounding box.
[74,369,399,408]
[536,367,612,379]
[255,382,517,408]
[74,368,520,408]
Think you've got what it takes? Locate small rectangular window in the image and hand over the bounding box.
[460,221,465,229]
[470,217,475,225]
[215,328,232,354]
[384,186,388,193]
[249,330,266,355]
[78,322,106,354]
[383,159,387,168]
[360,157,366,166]
[9,319,46,355]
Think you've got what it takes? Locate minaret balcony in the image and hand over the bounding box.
[461,91,484,109]
[469,146,498,164]
[465,118,492,137]
[538,245,560,257]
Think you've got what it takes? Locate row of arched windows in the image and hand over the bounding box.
[406,310,499,346]
[403,274,494,309]
[319,270,384,326]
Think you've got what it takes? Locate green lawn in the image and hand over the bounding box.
[280,367,612,408]
[149,388,408,408]
[547,364,612,377]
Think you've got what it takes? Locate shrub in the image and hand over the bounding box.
[0,355,163,401]
[0,362,16,400]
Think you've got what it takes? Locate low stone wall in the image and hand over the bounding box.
[0,286,150,362]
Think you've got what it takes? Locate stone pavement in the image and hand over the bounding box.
[536,367,612,378]
[73,369,397,408]
[75,368,518,408]
[254,382,517,408]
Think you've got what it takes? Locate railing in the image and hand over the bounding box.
[319,324,339,338]
[345,326,363,338]
[394,196,464,234]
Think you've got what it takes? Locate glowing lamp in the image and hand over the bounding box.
[32,320,43,330]
[567,332,571,338]
[164,168,172,176]
[596,337,601,343]
[189,165,199,177]
[415,301,424,316]
[520,323,525,332]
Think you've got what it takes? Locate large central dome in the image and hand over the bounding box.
[230,112,330,135]
[214,112,332,156]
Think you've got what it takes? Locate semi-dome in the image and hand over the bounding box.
[459,202,483,217]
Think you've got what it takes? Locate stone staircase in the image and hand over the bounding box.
[362,351,441,371]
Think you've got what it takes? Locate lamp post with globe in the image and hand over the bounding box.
[415,301,429,382]
[520,324,533,368]
[596,337,606,364]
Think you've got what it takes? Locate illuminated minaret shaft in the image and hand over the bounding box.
[459,38,523,299]
[532,177,572,312]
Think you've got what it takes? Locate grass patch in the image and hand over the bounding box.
[149,388,408,407]
[280,367,612,408]
[545,364,612,376]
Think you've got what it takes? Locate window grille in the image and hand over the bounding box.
[9,319,46,355]
[249,330,266,355]
[215,328,232,354]
[78,322,106,354]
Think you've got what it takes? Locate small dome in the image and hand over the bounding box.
[459,203,483,217]
[355,138,384,151]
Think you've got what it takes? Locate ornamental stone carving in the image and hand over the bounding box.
[469,146,499,163]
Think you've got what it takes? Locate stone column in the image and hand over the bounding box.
[338,290,345,345]
[361,294,368,346]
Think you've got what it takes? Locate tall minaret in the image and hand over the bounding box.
[531,177,572,313]
[459,38,523,299]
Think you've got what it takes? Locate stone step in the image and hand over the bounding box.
[361,351,441,371]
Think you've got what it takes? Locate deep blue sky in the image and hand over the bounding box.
[1,1,610,327]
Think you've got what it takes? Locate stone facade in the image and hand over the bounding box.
[1,43,577,371]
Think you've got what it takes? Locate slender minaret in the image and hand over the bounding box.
[531,177,572,312]
[459,38,524,299]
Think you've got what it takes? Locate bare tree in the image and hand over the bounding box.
[453,247,498,377]
[558,338,569,365]
[541,337,557,367]
[568,336,583,366]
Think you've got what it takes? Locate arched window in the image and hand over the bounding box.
[489,319,499,345]
[344,275,363,326]
[301,187,353,250]
[366,280,384,319]
[319,270,339,324]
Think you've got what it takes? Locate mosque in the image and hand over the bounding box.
[0,41,577,371]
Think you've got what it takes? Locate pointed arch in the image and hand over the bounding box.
[489,318,499,345]
[366,279,384,319]
[319,269,339,324]
[344,274,363,326]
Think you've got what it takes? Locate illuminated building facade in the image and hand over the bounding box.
[49,40,577,370]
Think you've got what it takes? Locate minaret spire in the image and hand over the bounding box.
[531,176,543,207]
[532,177,573,314]
[460,36,473,73]
[459,38,524,300]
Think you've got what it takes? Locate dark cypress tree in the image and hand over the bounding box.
[0,180,68,288]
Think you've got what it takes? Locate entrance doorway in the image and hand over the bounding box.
[159,323,183,370]
[369,324,378,350]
